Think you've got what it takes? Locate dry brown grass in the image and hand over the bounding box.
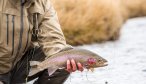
[51,0,146,45]
[121,0,146,20]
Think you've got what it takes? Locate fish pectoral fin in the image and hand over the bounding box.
[87,68,94,72]
[90,68,95,72]
[48,65,59,76]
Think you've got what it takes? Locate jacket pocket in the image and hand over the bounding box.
[2,8,32,57]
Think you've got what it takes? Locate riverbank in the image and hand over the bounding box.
[51,0,146,45]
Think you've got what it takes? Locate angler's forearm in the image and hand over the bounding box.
[37,0,72,58]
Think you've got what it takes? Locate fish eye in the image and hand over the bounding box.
[98,59,102,62]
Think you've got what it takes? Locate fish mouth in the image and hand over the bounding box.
[103,62,108,66]
[85,62,108,69]
[87,62,108,71]
[97,62,108,67]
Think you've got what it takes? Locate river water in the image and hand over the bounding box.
[29,17,146,84]
[64,17,146,84]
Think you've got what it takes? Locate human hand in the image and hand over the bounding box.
[66,59,84,73]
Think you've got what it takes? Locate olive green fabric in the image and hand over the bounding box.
[0,0,71,74]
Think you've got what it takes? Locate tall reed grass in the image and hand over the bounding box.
[51,0,146,45]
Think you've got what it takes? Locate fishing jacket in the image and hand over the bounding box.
[0,0,70,74]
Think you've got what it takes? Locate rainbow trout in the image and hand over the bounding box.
[29,48,108,76]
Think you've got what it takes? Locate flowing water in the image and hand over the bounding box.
[64,17,146,84]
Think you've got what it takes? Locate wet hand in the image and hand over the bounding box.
[66,59,84,72]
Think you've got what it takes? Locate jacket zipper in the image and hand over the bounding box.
[12,15,15,55]
[23,23,30,53]
[6,14,9,45]
[16,3,24,56]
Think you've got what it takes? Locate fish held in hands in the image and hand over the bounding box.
[29,48,108,76]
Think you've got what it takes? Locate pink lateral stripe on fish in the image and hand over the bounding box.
[29,48,108,76]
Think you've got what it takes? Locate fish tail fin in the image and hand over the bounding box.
[28,61,41,76]
[30,61,40,67]
[29,61,59,76]
[28,67,40,76]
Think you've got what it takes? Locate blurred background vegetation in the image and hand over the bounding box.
[51,0,146,45]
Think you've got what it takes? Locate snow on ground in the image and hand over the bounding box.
[64,17,146,84]
[28,17,146,84]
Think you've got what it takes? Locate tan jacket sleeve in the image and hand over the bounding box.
[37,0,72,58]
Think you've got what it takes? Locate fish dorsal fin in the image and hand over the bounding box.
[48,65,59,76]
